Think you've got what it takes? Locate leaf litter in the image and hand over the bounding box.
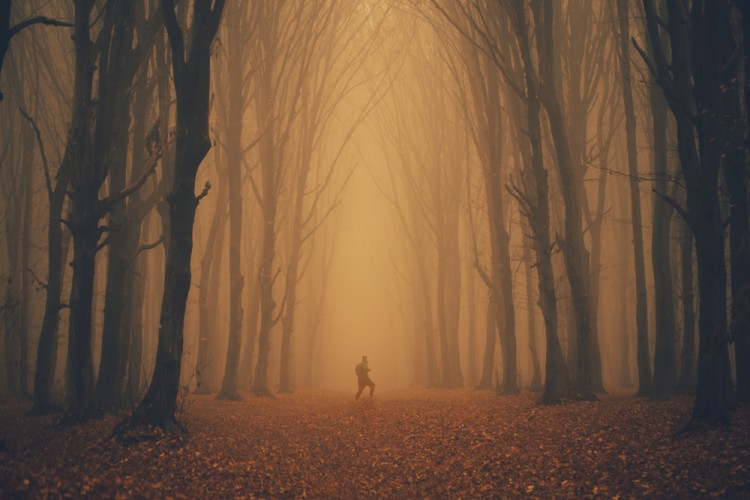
[1,389,748,497]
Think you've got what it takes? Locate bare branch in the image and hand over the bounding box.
[26,267,48,290]
[195,181,211,205]
[129,235,165,263]
[95,237,111,254]
[18,106,53,198]
[653,188,690,226]
[103,145,164,211]
[9,16,74,39]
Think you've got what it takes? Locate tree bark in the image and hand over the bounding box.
[676,216,696,394]
[535,0,594,401]
[31,148,72,414]
[62,0,100,423]
[733,0,750,404]
[643,0,733,425]
[95,0,139,413]
[617,0,652,398]
[122,0,225,431]
[506,0,568,404]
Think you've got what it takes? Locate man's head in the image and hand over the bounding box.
[362,355,367,361]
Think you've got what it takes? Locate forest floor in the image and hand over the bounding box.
[1,389,749,498]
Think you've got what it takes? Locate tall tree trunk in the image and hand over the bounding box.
[417,236,439,387]
[123,0,225,432]
[251,73,281,398]
[733,0,750,404]
[95,0,138,412]
[17,131,33,398]
[217,6,247,401]
[617,0,652,398]
[123,212,150,406]
[536,0,595,401]
[523,223,542,393]
[31,148,72,414]
[238,280,260,390]
[477,294,496,390]
[676,216,696,394]
[62,0,99,423]
[506,0,568,403]
[643,0,733,425]
[3,186,21,397]
[195,178,227,394]
[465,255,478,387]
[117,57,155,406]
[647,0,678,401]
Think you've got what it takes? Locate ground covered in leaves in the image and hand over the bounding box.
[1,389,749,498]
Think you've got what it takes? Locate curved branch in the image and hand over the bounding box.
[9,16,74,39]
[18,106,52,198]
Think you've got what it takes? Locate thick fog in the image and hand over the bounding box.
[2,0,738,418]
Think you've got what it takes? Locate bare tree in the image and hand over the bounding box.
[615,0,651,398]
[641,0,734,427]
[118,0,225,432]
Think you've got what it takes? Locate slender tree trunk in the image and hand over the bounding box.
[31,152,71,413]
[507,0,567,403]
[676,217,696,394]
[523,225,542,392]
[117,60,154,406]
[3,201,21,397]
[466,256,477,387]
[95,1,137,410]
[217,9,247,400]
[238,280,260,390]
[533,0,595,401]
[17,133,33,398]
[278,264,297,394]
[646,0,677,402]
[617,0,651,398]
[123,213,150,406]
[195,182,227,394]
[62,0,99,422]
[445,207,464,388]
[417,241,439,387]
[477,294,496,390]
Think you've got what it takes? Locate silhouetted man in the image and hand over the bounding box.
[355,355,375,399]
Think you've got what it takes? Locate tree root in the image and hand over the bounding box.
[216,391,243,401]
[673,411,732,439]
[113,411,188,447]
[26,403,63,416]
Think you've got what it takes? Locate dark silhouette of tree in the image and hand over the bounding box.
[641,0,735,427]
[726,0,750,405]
[505,0,568,404]
[95,0,163,414]
[118,0,225,432]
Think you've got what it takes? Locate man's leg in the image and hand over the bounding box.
[355,383,365,400]
[368,380,375,396]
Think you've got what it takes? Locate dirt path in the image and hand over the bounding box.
[1,389,748,497]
